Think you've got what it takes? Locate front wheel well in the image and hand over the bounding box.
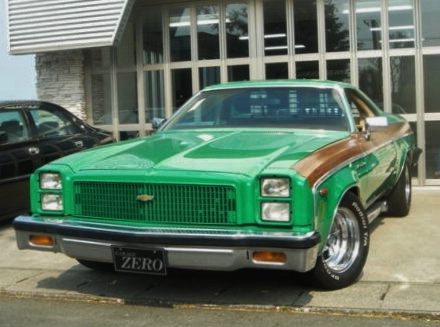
[309,192,369,289]
[346,187,360,199]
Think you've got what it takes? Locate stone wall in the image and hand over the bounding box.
[36,50,87,120]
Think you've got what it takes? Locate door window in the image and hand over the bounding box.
[0,110,31,143]
[30,108,77,137]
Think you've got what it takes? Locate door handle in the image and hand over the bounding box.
[28,147,40,155]
[74,140,84,148]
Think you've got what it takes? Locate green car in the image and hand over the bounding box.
[13,80,420,289]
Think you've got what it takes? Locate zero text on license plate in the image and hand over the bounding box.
[112,246,167,275]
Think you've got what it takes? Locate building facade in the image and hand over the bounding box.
[6,0,440,185]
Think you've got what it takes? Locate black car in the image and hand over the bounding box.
[0,100,114,220]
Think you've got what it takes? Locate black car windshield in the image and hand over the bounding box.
[163,87,350,131]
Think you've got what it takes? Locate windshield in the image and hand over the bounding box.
[163,87,350,131]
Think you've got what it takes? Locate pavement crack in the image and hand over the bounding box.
[76,281,90,288]
[16,277,31,284]
[380,284,391,301]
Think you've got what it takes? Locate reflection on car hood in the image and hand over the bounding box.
[51,129,349,177]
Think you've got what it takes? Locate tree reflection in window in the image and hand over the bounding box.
[226,3,249,58]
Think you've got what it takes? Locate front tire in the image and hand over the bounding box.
[310,193,369,290]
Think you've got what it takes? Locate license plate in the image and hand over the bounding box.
[112,246,167,275]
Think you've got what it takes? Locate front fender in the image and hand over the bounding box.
[313,166,361,253]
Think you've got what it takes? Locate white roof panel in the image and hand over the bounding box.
[7,0,134,54]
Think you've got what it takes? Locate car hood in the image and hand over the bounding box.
[53,129,349,177]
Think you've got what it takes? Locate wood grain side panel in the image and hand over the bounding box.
[292,122,412,187]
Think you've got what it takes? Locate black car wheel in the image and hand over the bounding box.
[386,160,411,217]
[310,193,369,290]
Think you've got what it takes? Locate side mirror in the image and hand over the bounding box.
[0,131,8,144]
[363,117,388,141]
[151,117,166,130]
[365,116,388,129]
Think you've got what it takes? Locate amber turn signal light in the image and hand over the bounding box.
[252,251,287,264]
[29,235,54,246]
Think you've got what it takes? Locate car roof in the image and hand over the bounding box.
[202,79,355,91]
[0,100,61,110]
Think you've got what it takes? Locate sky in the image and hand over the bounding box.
[0,1,37,101]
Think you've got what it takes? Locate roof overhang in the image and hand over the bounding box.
[6,0,135,55]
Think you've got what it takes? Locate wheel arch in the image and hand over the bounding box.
[309,191,370,289]
[315,182,363,253]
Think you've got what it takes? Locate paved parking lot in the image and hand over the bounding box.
[0,187,439,319]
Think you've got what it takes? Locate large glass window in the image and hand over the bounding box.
[172,68,192,112]
[359,57,383,104]
[228,65,249,81]
[325,0,349,52]
[356,0,382,50]
[145,70,165,121]
[117,22,136,66]
[266,62,288,79]
[423,55,440,113]
[296,61,319,79]
[425,122,440,179]
[226,3,249,58]
[390,56,416,114]
[409,122,418,178]
[85,0,440,184]
[327,59,350,82]
[294,0,318,54]
[143,11,164,65]
[199,67,220,89]
[263,0,287,56]
[117,73,138,124]
[421,0,440,47]
[197,5,220,60]
[388,0,414,49]
[170,8,191,62]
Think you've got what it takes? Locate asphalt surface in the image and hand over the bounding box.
[0,187,439,321]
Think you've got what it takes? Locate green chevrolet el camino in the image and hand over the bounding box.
[13,80,420,289]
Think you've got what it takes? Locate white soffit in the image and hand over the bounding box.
[7,0,135,54]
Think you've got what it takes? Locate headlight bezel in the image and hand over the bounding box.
[259,176,292,223]
[39,172,64,212]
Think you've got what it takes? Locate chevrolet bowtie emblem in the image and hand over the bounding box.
[136,194,155,202]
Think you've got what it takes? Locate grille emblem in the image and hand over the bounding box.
[137,194,155,202]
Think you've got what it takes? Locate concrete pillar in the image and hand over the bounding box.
[36,50,87,120]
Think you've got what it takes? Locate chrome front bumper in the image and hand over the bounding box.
[14,215,321,273]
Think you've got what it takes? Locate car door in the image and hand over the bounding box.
[345,88,398,205]
[0,109,41,218]
[29,105,88,165]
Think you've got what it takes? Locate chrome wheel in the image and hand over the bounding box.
[310,193,369,289]
[323,207,361,274]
